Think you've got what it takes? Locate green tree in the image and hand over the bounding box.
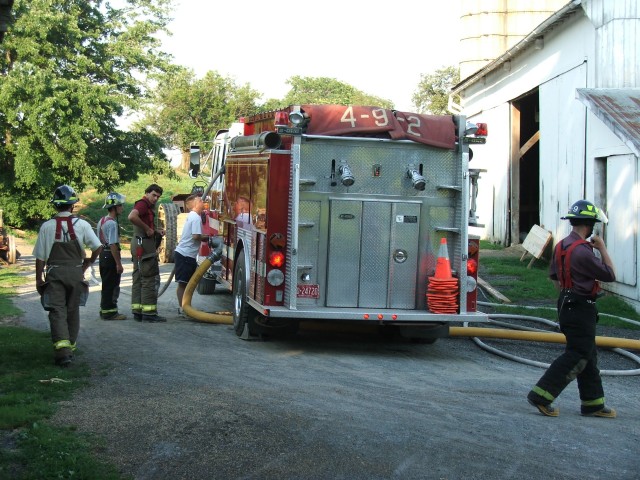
[139,68,261,171]
[412,66,460,115]
[274,76,393,110]
[0,0,173,228]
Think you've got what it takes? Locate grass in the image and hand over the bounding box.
[0,266,29,317]
[0,326,123,479]
[479,254,556,303]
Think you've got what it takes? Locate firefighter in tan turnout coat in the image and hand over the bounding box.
[34,185,102,367]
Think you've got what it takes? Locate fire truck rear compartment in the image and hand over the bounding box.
[303,198,421,309]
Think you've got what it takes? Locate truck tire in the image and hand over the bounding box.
[196,276,217,295]
[157,203,179,263]
[232,253,257,338]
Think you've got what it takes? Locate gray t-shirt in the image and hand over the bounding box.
[97,216,120,245]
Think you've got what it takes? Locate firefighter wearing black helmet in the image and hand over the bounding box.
[527,200,617,418]
[33,185,103,367]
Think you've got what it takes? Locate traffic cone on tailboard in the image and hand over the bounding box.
[427,237,459,314]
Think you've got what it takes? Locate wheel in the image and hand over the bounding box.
[196,275,217,295]
[157,203,179,263]
[232,253,257,338]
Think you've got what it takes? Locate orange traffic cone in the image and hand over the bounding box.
[426,237,459,314]
[434,237,452,279]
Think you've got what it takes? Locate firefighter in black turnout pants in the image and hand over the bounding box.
[97,192,126,320]
[33,185,102,367]
[527,200,616,418]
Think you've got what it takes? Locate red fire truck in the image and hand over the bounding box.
[189,104,488,341]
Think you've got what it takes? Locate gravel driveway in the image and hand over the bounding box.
[9,242,640,480]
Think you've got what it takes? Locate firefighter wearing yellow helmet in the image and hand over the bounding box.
[527,200,617,418]
[33,185,103,367]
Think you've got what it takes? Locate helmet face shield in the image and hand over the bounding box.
[51,185,79,206]
[103,192,125,209]
[561,200,607,223]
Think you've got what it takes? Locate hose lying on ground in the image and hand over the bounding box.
[449,325,640,350]
[478,300,640,328]
[181,255,232,325]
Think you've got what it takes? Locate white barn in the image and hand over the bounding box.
[452,0,640,306]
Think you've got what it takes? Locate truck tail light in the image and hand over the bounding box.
[269,251,285,268]
[467,237,480,311]
[467,258,478,275]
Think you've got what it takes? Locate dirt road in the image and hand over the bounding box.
[8,242,640,479]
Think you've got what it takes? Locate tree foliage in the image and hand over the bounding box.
[138,68,261,171]
[265,76,393,110]
[412,66,460,115]
[0,0,173,227]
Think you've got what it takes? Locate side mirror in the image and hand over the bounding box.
[189,145,201,178]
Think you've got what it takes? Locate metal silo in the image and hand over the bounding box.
[459,0,567,79]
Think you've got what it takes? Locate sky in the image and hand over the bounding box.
[159,0,461,112]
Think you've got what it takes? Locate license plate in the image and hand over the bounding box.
[297,284,319,298]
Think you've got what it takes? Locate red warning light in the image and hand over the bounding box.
[269,251,285,268]
[274,111,289,127]
[467,259,478,275]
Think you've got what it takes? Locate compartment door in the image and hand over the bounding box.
[388,202,421,308]
[326,200,362,307]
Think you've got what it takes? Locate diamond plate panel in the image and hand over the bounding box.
[388,202,420,308]
[359,202,391,307]
[299,139,458,196]
[326,200,362,307]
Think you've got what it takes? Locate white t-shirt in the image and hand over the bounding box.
[33,212,102,262]
[175,210,203,259]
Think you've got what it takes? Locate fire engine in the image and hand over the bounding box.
[182,104,488,341]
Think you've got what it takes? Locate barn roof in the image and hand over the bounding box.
[576,88,640,158]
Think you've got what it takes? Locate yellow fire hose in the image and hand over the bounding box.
[450,326,640,351]
[181,257,232,324]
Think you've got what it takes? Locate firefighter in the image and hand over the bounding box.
[33,185,102,367]
[128,184,166,322]
[97,192,126,320]
[527,200,616,418]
